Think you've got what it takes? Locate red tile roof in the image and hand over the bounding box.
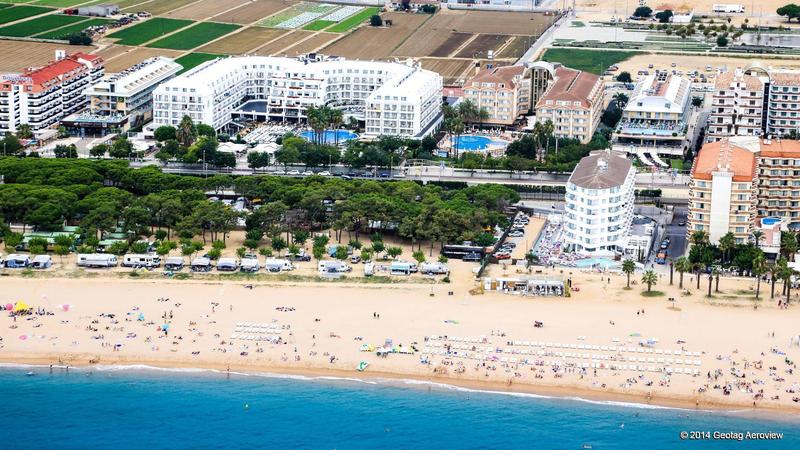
[692,139,757,182]
[535,66,599,109]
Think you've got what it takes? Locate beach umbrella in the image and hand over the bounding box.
[61,304,70,312]
[19,335,27,340]
[14,301,29,312]
[5,303,12,311]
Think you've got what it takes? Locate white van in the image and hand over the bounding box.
[4,253,31,268]
[31,255,52,269]
[264,258,293,273]
[77,254,118,268]
[122,254,161,268]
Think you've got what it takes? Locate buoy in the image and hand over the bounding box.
[244,404,249,409]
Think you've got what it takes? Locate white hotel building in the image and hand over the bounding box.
[152,55,443,138]
[564,151,636,255]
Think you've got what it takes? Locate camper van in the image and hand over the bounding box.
[420,262,449,275]
[190,257,212,272]
[216,257,239,272]
[31,255,52,269]
[240,257,260,273]
[264,258,293,273]
[164,256,185,271]
[390,261,418,275]
[364,261,375,276]
[4,253,31,268]
[318,260,350,274]
[712,4,744,13]
[286,249,311,261]
[77,253,118,268]
[122,254,161,268]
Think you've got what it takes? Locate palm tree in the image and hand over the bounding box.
[780,231,798,261]
[753,252,766,300]
[690,230,709,247]
[770,261,781,299]
[707,270,714,297]
[477,107,490,130]
[718,232,735,264]
[781,264,795,304]
[622,259,636,288]
[15,123,32,139]
[176,115,196,147]
[330,108,344,145]
[713,267,721,292]
[695,261,704,289]
[642,270,658,293]
[613,92,629,108]
[675,256,691,289]
[751,230,764,247]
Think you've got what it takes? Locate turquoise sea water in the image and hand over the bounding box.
[1,365,798,449]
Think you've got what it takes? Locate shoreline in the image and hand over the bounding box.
[4,353,800,420]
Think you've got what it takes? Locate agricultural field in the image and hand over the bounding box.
[393,25,465,58]
[108,17,194,46]
[302,19,333,31]
[253,30,313,55]
[321,11,429,60]
[541,48,642,75]
[34,17,112,39]
[455,34,510,59]
[164,0,249,21]
[496,35,536,59]
[93,44,135,61]
[211,0,294,25]
[199,26,287,55]
[32,0,84,6]
[282,31,338,56]
[175,52,221,74]
[128,0,197,15]
[420,58,472,85]
[103,0,151,9]
[0,39,93,72]
[326,6,377,33]
[429,10,554,35]
[0,5,52,25]
[148,22,240,50]
[102,46,183,72]
[258,2,336,29]
[0,12,84,36]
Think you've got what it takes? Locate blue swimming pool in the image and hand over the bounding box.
[300,130,358,145]
[452,135,508,151]
[762,217,781,226]
[574,258,620,269]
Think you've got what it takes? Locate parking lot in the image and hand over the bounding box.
[493,214,545,263]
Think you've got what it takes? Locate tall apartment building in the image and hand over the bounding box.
[534,66,603,144]
[706,65,800,141]
[613,71,691,150]
[152,55,442,138]
[687,137,800,245]
[706,68,767,141]
[564,150,636,254]
[0,51,104,134]
[462,65,531,126]
[756,139,800,227]
[687,138,759,244]
[767,70,800,137]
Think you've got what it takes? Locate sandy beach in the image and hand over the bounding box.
[2,268,800,415]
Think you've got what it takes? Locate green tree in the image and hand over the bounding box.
[753,252,766,300]
[622,258,636,288]
[777,4,800,22]
[370,14,383,26]
[387,246,402,259]
[674,256,691,289]
[176,115,197,147]
[615,71,632,83]
[718,231,736,264]
[641,270,658,292]
[413,250,426,263]
[633,6,652,17]
[334,246,348,260]
[110,136,133,159]
[107,241,129,256]
[154,126,177,142]
[4,232,22,251]
[271,235,287,253]
[15,124,33,139]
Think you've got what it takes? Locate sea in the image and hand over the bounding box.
[1,365,799,449]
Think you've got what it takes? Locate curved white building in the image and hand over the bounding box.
[564,150,636,254]
[152,55,442,138]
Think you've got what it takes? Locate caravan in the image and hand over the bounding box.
[164,256,185,271]
[77,254,118,268]
[240,257,260,273]
[390,260,417,275]
[31,255,52,269]
[264,258,293,273]
[318,260,351,274]
[122,254,161,268]
[190,257,212,272]
[420,262,449,275]
[4,254,31,268]
[216,257,239,272]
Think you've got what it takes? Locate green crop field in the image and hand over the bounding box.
[175,53,220,74]
[33,0,85,6]
[34,17,111,39]
[0,5,53,25]
[0,12,83,35]
[541,48,642,75]
[0,4,13,9]
[148,22,240,50]
[303,20,334,31]
[327,7,378,33]
[108,17,194,46]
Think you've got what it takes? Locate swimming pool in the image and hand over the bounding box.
[452,135,508,151]
[574,258,620,269]
[762,217,781,226]
[300,130,358,145]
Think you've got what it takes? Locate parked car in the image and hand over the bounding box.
[494,252,511,260]
[287,170,300,175]
[302,170,313,176]
[508,231,524,238]
[318,171,331,176]
[273,170,286,175]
